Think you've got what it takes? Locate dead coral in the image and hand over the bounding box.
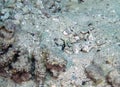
[11,71,31,84]
[0,24,34,84]
[11,47,31,72]
[42,49,67,78]
[33,49,46,86]
[0,67,9,78]
[0,25,15,55]
[0,45,47,85]
[8,46,33,84]
[0,45,32,84]
[0,24,16,67]
[0,26,15,40]
[0,47,15,68]
[0,24,16,80]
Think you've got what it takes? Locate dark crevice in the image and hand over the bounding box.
[78,0,84,3]
[0,44,13,55]
[8,63,13,70]
[82,81,86,85]
[46,68,53,77]
[12,50,20,63]
[30,55,35,79]
[0,31,5,38]
[61,39,66,51]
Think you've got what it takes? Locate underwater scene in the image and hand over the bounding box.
[0,0,120,87]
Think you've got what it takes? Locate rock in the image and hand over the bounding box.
[72,43,80,54]
[106,69,120,87]
[0,25,15,40]
[11,71,31,84]
[33,48,46,86]
[0,47,15,67]
[42,49,67,78]
[85,64,105,85]
[11,46,31,72]
[81,42,95,53]
[0,68,9,77]
[0,24,15,55]
[4,20,16,32]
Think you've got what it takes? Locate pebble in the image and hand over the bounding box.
[88,33,94,41]
[63,28,73,36]
[63,30,69,36]
[72,43,80,54]
[81,44,93,53]
[74,35,80,41]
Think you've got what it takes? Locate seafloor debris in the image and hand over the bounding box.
[42,49,67,78]
[0,21,67,86]
[85,46,120,87]
[0,0,120,87]
[11,47,31,72]
[61,29,97,54]
[0,44,47,85]
[0,45,32,83]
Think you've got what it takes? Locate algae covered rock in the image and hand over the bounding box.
[0,0,120,87]
[0,22,16,67]
[33,48,46,86]
[0,25,15,53]
[11,71,31,84]
[41,48,67,78]
[11,47,31,72]
[0,47,15,68]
